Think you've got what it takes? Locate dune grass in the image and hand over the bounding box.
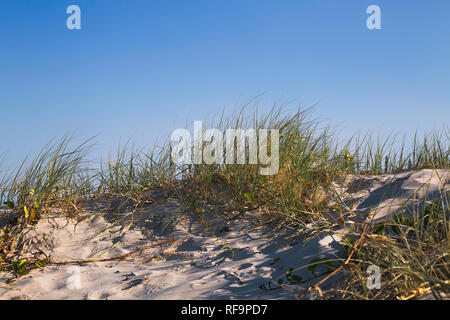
[326,194,449,300]
[1,136,94,217]
[0,106,448,298]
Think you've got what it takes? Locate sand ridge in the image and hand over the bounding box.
[0,169,448,300]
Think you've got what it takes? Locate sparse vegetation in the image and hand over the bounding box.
[0,106,448,297]
[324,197,449,300]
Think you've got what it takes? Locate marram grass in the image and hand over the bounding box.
[0,106,448,299]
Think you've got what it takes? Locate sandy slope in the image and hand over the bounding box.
[0,169,448,300]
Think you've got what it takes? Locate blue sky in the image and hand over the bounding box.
[1,0,449,167]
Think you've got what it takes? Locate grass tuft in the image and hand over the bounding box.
[0,105,448,298]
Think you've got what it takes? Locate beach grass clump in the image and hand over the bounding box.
[327,194,449,300]
[1,106,447,228]
[97,142,177,206]
[350,129,450,175]
[1,135,94,219]
[0,106,447,228]
[0,105,448,296]
[167,106,449,230]
[173,107,345,225]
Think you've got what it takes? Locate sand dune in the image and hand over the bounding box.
[0,169,448,300]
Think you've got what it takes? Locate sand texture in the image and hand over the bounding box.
[0,169,448,300]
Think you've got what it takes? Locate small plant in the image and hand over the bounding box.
[278,268,302,285]
[372,225,385,235]
[12,259,29,276]
[244,193,254,205]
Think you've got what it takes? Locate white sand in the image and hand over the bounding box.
[0,169,448,300]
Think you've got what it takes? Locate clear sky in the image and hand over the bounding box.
[1,0,449,167]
